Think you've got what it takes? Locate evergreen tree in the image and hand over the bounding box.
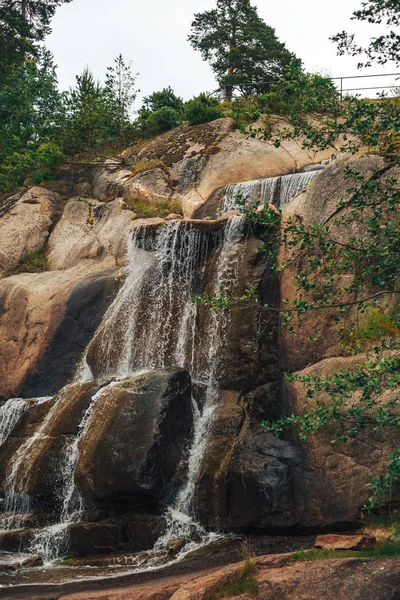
[105,54,138,147]
[2,0,73,40]
[0,3,35,85]
[138,87,184,136]
[0,47,64,189]
[188,0,301,99]
[64,67,113,156]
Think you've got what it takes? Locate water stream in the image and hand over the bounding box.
[221,170,319,213]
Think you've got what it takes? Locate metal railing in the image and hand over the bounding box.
[214,72,400,99]
[332,72,400,98]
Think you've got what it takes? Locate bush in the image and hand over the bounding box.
[144,106,183,136]
[33,142,65,183]
[137,87,185,137]
[257,72,339,116]
[185,94,223,125]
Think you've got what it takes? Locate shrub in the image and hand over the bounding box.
[144,107,183,136]
[33,142,65,183]
[185,94,223,125]
[257,72,339,116]
[341,303,400,351]
[137,87,185,136]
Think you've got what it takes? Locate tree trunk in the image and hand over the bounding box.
[225,65,234,100]
[21,0,27,18]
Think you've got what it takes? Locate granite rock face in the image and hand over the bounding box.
[0,187,59,279]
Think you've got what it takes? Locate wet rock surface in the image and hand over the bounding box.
[75,369,193,510]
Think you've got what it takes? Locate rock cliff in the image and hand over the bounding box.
[0,119,395,562]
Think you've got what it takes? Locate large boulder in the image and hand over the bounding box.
[0,187,59,278]
[0,262,122,400]
[47,197,133,270]
[75,368,193,511]
[195,233,279,391]
[0,381,104,507]
[283,355,400,526]
[194,384,310,531]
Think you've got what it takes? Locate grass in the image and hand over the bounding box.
[207,558,258,599]
[290,541,400,563]
[127,196,182,219]
[341,303,400,351]
[129,159,167,178]
[10,247,48,274]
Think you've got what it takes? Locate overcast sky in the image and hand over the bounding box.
[47,0,399,104]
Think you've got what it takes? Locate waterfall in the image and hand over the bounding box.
[0,399,27,448]
[221,170,319,213]
[154,215,246,553]
[90,222,210,378]
[1,217,246,563]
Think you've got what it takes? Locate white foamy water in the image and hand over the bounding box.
[221,170,319,213]
[0,399,27,447]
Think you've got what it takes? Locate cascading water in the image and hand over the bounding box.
[154,215,246,555]
[221,170,319,213]
[91,222,210,379]
[0,399,27,448]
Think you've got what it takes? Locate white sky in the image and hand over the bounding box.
[47,0,399,104]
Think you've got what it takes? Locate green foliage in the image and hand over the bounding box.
[0,4,36,86]
[11,247,48,274]
[33,142,65,182]
[331,0,400,68]
[144,106,183,135]
[341,303,400,351]
[138,87,184,136]
[127,196,182,218]
[197,0,400,517]
[62,67,113,156]
[189,0,301,99]
[185,94,223,125]
[105,54,138,148]
[3,0,73,41]
[207,558,258,599]
[256,69,339,116]
[291,541,400,562]
[226,69,338,128]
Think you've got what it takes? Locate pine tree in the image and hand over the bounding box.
[2,0,73,40]
[65,67,113,156]
[0,3,35,85]
[188,0,301,99]
[105,54,138,148]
